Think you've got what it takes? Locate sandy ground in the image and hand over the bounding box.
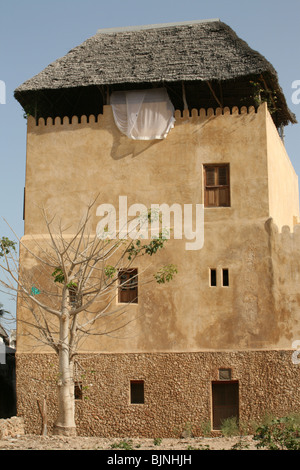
[0,434,259,450]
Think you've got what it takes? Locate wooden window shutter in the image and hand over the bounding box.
[204,164,230,207]
[217,166,228,186]
[118,269,138,303]
[205,167,216,186]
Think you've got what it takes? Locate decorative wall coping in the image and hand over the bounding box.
[27,103,265,130]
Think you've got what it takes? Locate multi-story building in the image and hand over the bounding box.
[13,19,300,436]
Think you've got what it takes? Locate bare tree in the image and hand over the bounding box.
[0,200,177,436]
[0,237,17,336]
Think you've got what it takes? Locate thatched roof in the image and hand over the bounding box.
[14,19,296,126]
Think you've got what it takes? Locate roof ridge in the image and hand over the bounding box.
[96,18,221,35]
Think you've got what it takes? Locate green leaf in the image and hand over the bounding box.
[0,237,16,257]
[104,265,117,279]
[52,267,65,284]
[31,286,41,296]
[154,264,178,284]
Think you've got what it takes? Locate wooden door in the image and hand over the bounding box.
[212,381,239,430]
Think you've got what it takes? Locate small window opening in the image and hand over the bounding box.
[74,381,83,400]
[210,268,217,287]
[68,284,82,309]
[118,269,138,303]
[219,368,232,380]
[222,269,229,287]
[130,380,144,404]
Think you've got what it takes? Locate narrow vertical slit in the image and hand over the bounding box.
[210,268,217,287]
[222,268,229,287]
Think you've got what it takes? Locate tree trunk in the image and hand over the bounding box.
[53,302,76,436]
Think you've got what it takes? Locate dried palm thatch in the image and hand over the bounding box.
[14,19,296,127]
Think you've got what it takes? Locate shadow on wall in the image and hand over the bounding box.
[110,134,159,160]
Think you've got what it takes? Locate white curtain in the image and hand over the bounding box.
[110,88,175,140]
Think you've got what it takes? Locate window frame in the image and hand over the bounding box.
[204,164,231,208]
[118,268,138,304]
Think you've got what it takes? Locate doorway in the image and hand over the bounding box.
[212,381,239,430]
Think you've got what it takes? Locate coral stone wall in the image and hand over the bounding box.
[0,417,24,438]
[16,350,300,437]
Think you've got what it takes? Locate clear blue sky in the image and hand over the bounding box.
[0,0,299,321]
